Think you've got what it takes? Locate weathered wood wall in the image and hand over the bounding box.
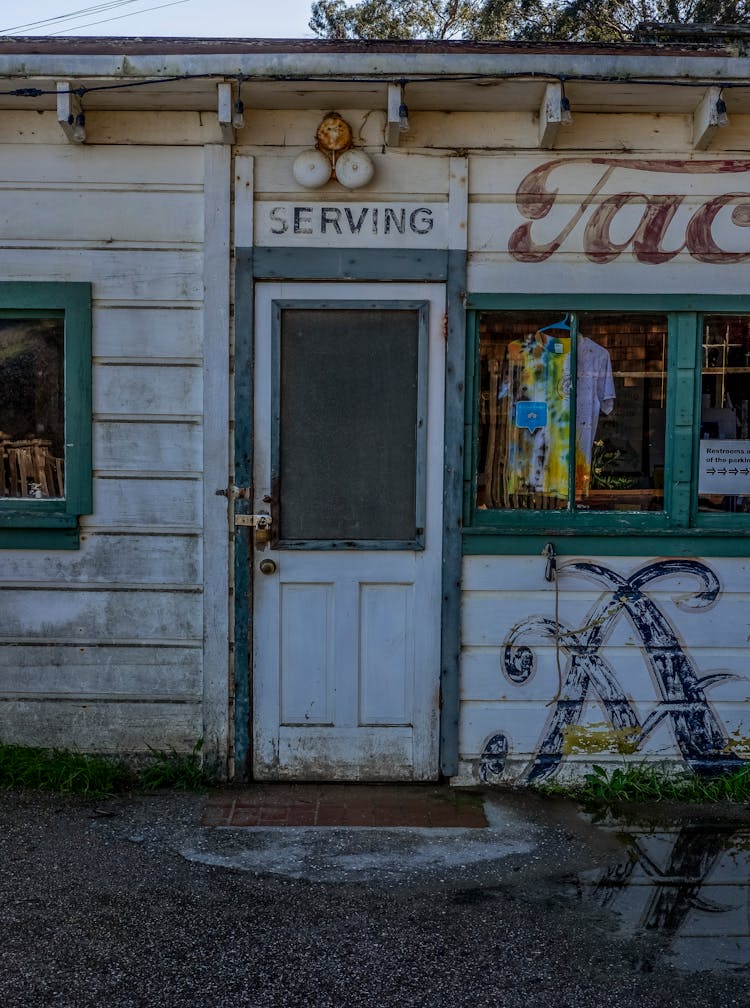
[0,123,229,760]
[243,105,750,784]
[456,124,750,783]
[2,96,749,784]
[459,556,750,784]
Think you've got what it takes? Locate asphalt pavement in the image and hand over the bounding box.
[1,787,748,1007]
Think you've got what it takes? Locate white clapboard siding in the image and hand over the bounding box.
[469,151,750,198]
[462,643,750,704]
[0,588,202,643]
[460,553,750,779]
[0,534,200,585]
[90,112,225,146]
[0,144,204,185]
[0,701,203,753]
[0,645,201,700]
[460,700,683,759]
[93,421,202,472]
[460,701,565,753]
[93,306,202,359]
[87,478,202,529]
[468,253,750,296]
[0,190,203,244]
[0,111,220,146]
[463,556,750,593]
[469,197,748,255]
[463,591,750,648]
[460,699,750,765]
[0,136,215,760]
[403,112,692,153]
[0,247,203,299]
[466,148,750,294]
[461,644,576,703]
[94,364,203,416]
[242,109,389,149]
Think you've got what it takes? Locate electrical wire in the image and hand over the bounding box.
[37,0,191,35]
[0,1,151,34]
[0,69,745,102]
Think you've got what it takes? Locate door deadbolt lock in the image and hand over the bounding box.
[259,558,277,575]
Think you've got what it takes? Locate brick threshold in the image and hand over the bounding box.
[201,783,488,828]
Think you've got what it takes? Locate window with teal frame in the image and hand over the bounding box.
[0,283,92,549]
[464,295,750,556]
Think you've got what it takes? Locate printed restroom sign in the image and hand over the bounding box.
[699,440,750,494]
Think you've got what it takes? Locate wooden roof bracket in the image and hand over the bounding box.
[56,81,84,143]
[217,81,237,144]
[539,81,565,149]
[386,82,403,148]
[693,85,728,150]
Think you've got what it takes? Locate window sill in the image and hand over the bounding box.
[0,526,79,549]
[0,508,79,548]
[463,527,750,557]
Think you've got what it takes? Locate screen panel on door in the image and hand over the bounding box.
[275,304,427,547]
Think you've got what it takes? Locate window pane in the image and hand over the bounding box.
[698,315,750,514]
[575,313,667,513]
[476,311,667,514]
[279,308,420,541]
[0,317,65,499]
[477,312,571,511]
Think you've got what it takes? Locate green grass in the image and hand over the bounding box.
[540,762,750,807]
[0,738,218,799]
[137,739,217,792]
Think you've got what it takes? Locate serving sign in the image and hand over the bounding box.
[256,202,448,248]
[699,440,750,494]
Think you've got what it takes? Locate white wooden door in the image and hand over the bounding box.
[251,282,445,780]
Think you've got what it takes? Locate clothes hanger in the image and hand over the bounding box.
[539,313,571,333]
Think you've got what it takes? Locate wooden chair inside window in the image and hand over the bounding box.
[1,436,64,498]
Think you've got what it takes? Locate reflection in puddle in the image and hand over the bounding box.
[580,824,750,972]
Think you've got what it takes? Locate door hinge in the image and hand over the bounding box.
[215,485,251,499]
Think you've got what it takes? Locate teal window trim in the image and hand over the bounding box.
[464,293,750,548]
[690,311,750,534]
[0,282,92,550]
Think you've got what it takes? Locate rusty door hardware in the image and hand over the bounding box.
[234,513,272,528]
[215,486,251,499]
[235,512,273,545]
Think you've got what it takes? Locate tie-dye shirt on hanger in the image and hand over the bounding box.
[499,330,571,504]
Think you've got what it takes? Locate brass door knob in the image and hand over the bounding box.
[259,558,277,575]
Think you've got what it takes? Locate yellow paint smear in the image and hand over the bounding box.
[562,723,640,755]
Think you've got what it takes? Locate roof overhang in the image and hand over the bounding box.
[0,37,749,115]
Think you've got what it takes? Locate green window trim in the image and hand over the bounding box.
[0,282,92,550]
[464,293,750,553]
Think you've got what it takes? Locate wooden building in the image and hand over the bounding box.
[1,36,749,784]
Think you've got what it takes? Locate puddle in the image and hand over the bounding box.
[579,821,750,972]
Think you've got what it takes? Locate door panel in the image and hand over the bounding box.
[359,582,413,726]
[279,582,334,725]
[251,282,444,780]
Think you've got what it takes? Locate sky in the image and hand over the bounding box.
[0,0,317,38]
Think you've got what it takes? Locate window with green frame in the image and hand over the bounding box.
[0,283,92,549]
[465,295,750,550]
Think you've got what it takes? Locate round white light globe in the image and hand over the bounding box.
[292,149,331,189]
[334,149,374,190]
